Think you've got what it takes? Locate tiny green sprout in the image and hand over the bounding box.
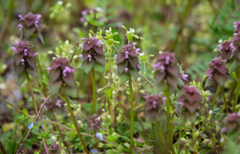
[104,27,120,47]
[121,25,143,43]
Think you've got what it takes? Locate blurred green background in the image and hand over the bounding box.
[1,0,239,81]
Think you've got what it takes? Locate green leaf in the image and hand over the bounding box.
[81,60,95,74]
[49,81,62,95]
[93,62,105,74]
[26,67,39,78]
[119,73,130,84]
[61,86,77,98]
[47,138,53,145]
[230,60,238,72]
[17,72,28,86]
[129,68,139,79]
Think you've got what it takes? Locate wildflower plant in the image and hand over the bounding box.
[48,57,77,97]
[18,12,44,43]
[144,93,166,121]
[78,37,106,74]
[205,57,228,88]
[12,41,39,86]
[153,52,184,93]
[177,86,204,122]
[116,42,141,83]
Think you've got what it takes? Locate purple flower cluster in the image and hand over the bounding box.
[18,12,43,29]
[205,57,228,88]
[48,57,77,97]
[224,111,240,133]
[87,114,102,131]
[18,12,44,42]
[177,86,203,122]
[116,42,140,83]
[153,52,184,92]
[144,93,166,121]
[43,97,62,111]
[12,41,39,86]
[79,37,105,74]
[217,41,232,60]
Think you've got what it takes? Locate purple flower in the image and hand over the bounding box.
[234,21,240,33]
[231,33,240,53]
[48,57,77,97]
[144,93,166,121]
[217,41,232,60]
[87,114,102,131]
[180,73,188,81]
[18,12,43,28]
[205,57,228,87]
[225,112,240,133]
[176,86,204,122]
[116,42,140,83]
[153,52,184,92]
[79,37,105,74]
[18,12,44,43]
[43,97,62,111]
[12,41,39,86]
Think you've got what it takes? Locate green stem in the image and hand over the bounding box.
[157,122,168,151]
[192,123,196,153]
[27,76,38,115]
[146,61,154,70]
[211,84,220,110]
[220,86,228,114]
[233,71,240,112]
[177,127,182,154]
[0,98,22,113]
[92,68,96,114]
[165,84,174,153]
[37,56,47,97]
[129,77,134,154]
[53,114,70,154]
[64,94,89,154]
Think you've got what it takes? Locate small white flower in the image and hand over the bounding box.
[209,110,213,114]
[57,1,63,5]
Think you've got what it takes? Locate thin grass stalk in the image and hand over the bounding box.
[129,77,134,154]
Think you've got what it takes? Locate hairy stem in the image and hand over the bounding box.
[129,77,134,154]
[27,76,38,115]
[70,42,79,63]
[0,98,22,113]
[192,123,196,154]
[220,86,228,114]
[233,71,240,112]
[64,94,89,154]
[211,84,220,110]
[165,84,174,153]
[177,127,182,154]
[53,114,70,154]
[92,68,96,114]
